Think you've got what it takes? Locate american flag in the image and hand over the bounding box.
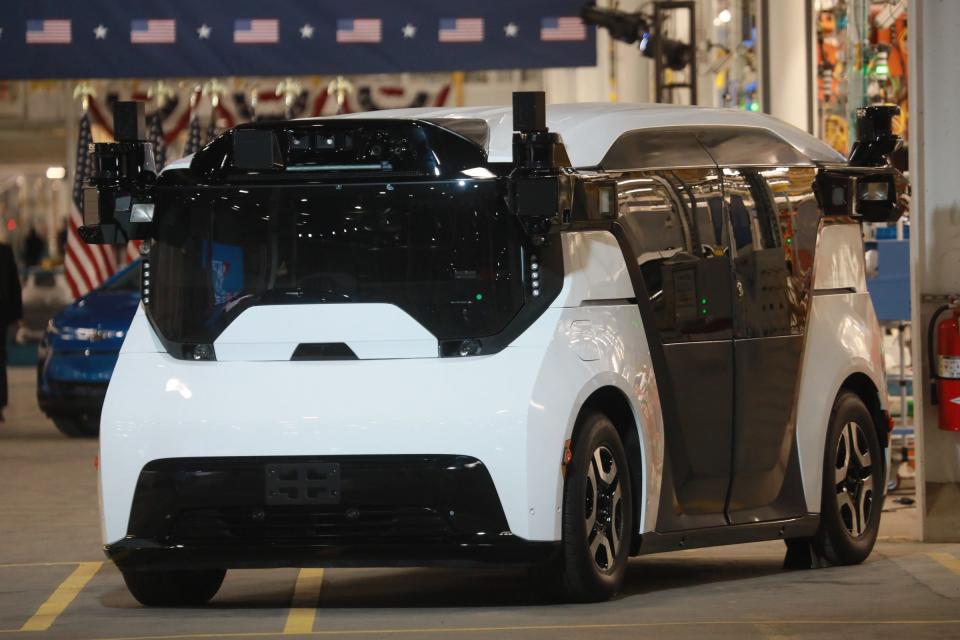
[438,18,483,43]
[540,17,587,42]
[148,112,167,172]
[131,19,176,44]
[26,19,71,44]
[234,19,279,44]
[184,109,201,156]
[64,113,117,299]
[336,19,382,43]
[205,116,218,145]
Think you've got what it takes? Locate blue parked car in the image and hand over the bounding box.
[37,261,140,437]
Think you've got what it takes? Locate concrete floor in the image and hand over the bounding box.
[1,367,958,640]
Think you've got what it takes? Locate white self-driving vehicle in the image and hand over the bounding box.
[81,94,905,605]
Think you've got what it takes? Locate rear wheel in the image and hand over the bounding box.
[550,410,633,602]
[813,391,883,565]
[121,568,226,607]
[52,414,99,438]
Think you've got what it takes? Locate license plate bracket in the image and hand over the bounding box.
[265,462,341,505]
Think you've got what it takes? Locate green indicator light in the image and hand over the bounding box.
[700,297,708,305]
[749,102,760,112]
[786,237,793,245]
[475,293,483,301]
[701,308,708,316]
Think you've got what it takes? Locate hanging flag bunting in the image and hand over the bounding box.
[64,111,117,299]
[205,115,218,145]
[184,107,201,156]
[149,112,166,172]
[0,1,593,78]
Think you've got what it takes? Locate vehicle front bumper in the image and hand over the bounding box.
[105,455,559,571]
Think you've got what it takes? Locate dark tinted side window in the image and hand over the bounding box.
[760,166,821,332]
[723,168,793,337]
[617,170,733,341]
[618,176,689,307]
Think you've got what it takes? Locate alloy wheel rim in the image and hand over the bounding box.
[834,421,874,538]
[584,444,624,572]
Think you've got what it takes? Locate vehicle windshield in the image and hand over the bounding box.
[147,179,525,346]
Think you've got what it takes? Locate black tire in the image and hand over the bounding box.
[52,415,99,438]
[551,410,633,602]
[121,569,226,606]
[813,391,883,565]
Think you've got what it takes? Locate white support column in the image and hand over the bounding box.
[909,0,960,543]
[761,0,813,131]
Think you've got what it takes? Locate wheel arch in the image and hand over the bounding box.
[574,385,646,555]
[839,371,889,461]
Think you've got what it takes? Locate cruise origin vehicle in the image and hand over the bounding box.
[80,94,905,606]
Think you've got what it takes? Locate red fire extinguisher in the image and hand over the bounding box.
[929,302,960,431]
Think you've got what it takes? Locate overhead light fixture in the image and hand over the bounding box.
[46,166,66,180]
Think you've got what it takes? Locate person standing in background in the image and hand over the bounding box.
[23,226,45,268]
[0,239,23,421]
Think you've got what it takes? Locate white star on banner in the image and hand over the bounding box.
[300,23,314,39]
[93,24,108,39]
[197,24,211,39]
[402,23,417,39]
[504,22,519,37]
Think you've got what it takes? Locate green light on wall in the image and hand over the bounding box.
[475,293,483,301]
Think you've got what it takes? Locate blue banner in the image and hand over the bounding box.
[1,1,596,79]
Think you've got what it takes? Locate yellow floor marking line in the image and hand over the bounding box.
[283,569,325,635]
[752,622,788,640]
[929,552,960,575]
[20,561,102,632]
[0,561,95,569]
[92,619,960,640]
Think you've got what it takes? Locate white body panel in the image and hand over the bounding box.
[334,103,845,167]
[812,223,868,292]
[100,231,665,544]
[215,303,437,361]
[795,223,886,512]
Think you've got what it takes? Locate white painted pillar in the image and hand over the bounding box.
[909,0,960,543]
[761,0,813,131]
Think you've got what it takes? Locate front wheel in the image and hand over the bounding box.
[813,391,884,565]
[551,410,634,602]
[121,568,226,606]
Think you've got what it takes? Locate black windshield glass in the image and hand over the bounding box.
[148,179,524,346]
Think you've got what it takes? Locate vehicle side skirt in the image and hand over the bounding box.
[636,514,820,555]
